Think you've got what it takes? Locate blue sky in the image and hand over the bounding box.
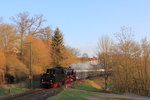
[0,0,150,56]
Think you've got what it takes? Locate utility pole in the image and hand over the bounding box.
[24,42,32,88]
[29,42,32,79]
[29,42,32,88]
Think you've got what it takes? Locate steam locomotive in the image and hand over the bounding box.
[40,63,112,88]
[40,66,76,88]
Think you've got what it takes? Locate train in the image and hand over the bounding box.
[40,68,112,88]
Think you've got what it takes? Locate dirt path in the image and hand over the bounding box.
[95,92,150,100]
[69,88,150,100]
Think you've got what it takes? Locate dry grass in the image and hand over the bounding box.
[86,80,101,89]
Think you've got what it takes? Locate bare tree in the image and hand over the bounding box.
[11,12,45,59]
[141,38,150,78]
[107,27,150,95]
[114,26,134,54]
[0,24,19,51]
[97,35,113,90]
[37,26,52,44]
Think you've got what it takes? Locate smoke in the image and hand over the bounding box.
[70,62,95,70]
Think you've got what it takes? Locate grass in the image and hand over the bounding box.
[71,77,105,92]
[47,77,134,100]
[47,88,99,100]
[32,80,41,88]
[0,86,6,96]
[71,81,100,92]
[0,84,28,97]
[104,97,133,100]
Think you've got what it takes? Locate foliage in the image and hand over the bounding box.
[0,24,19,51]
[0,50,6,70]
[0,50,6,84]
[81,53,89,62]
[51,28,64,67]
[0,12,79,84]
[60,47,80,67]
[24,35,51,74]
[97,27,150,96]
[47,88,98,100]
[6,55,28,79]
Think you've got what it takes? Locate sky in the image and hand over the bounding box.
[0,0,150,57]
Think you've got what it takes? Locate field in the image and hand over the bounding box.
[0,84,28,97]
[47,77,133,100]
[47,88,99,100]
[47,88,132,100]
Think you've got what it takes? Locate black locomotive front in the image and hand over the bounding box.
[41,66,76,88]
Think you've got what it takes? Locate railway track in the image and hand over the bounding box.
[0,79,83,100]
[0,87,63,100]
[0,74,103,100]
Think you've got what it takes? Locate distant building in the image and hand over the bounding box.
[75,57,98,65]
